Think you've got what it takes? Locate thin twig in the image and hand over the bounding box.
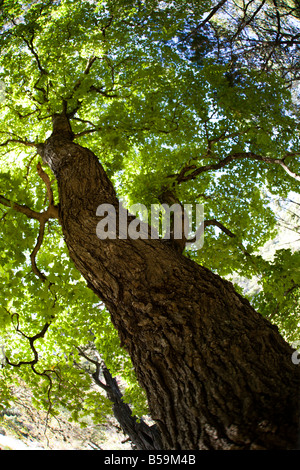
[30,220,48,283]
[0,194,42,221]
[184,0,228,40]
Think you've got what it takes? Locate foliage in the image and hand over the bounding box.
[0,0,299,431]
[251,249,300,343]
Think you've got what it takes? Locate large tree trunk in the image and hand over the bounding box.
[38,113,300,450]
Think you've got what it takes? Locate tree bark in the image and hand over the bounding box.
[38,113,300,450]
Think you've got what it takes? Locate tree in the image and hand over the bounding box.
[0,0,300,450]
[76,346,162,450]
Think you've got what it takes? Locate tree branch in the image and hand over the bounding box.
[204,219,236,238]
[0,163,59,283]
[37,162,54,206]
[187,218,254,262]
[4,311,58,424]
[73,128,99,138]
[76,345,162,450]
[0,193,58,282]
[186,218,236,244]
[88,85,119,98]
[269,283,300,319]
[0,138,37,148]
[30,219,48,283]
[231,0,267,41]
[29,162,60,282]
[184,0,228,39]
[67,56,98,102]
[76,347,110,393]
[175,152,300,183]
[0,194,42,221]
[22,31,48,76]
[279,158,300,182]
[5,312,52,368]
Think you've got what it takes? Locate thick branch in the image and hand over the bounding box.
[0,194,42,220]
[65,56,99,116]
[187,218,253,262]
[0,165,59,283]
[279,158,300,182]
[187,218,236,244]
[0,194,58,222]
[37,162,54,206]
[5,312,52,368]
[88,85,119,98]
[175,152,300,183]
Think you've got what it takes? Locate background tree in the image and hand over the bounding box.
[76,345,162,450]
[0,0,300,450]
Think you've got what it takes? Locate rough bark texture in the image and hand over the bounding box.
[38,113,300,450]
